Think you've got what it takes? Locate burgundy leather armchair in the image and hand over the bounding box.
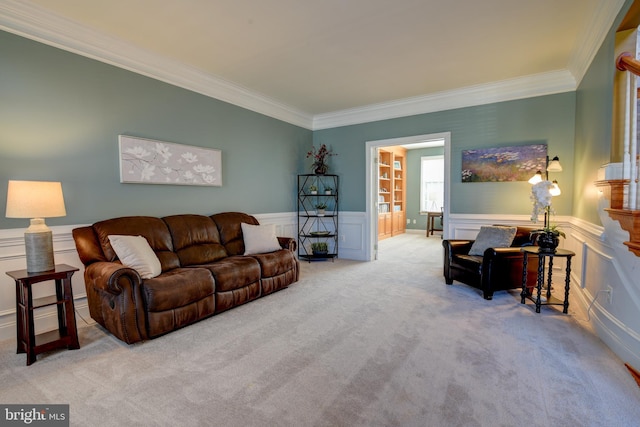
[442,226,539,300]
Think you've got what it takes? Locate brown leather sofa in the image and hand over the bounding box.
[442,226,539,300]
[72,212,299,344]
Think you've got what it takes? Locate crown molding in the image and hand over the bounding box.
[0,0,612,132]
[0,0,314,129]
[312,70,577,130]
[568,0,627,87]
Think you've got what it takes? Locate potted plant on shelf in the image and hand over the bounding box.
[530,180,565,252]
[315,203,328,216]
[309,185,317,195]
[311,242,328,256]
[324,186,333,195]
[306,144,337,174]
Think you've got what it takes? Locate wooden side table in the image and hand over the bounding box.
[426,211,443,236]
[520,247,575,313]
[6,264,80,365]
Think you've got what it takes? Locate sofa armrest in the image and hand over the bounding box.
[481,246,538,299]
[442,239,474,284]
[481,247,528,284]
[84,261,147,343]
[442,239,473,257]
[85,261,141,295]
[482,246,526,259]
[278,236,297,252]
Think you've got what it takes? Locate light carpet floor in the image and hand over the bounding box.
[1,233,639,426]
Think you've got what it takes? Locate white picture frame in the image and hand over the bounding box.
[119,135,222,186]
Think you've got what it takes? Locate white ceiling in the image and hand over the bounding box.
[0,0,626,129]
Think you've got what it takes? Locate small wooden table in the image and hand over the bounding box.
[6,264,80,365]
[426,211,443,236]
[520,247,575,313]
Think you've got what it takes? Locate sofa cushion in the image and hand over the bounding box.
[201,256,261,292]
[468,226,517,256]
[241,223,281,255]
[142,267,215,312]
[108,235,162,279]
[163,214,228,266]
[250,249,297,278]
[211,212,259,256]
[451,254,484,274]
[73,226,108,265]
[93,216,180,272]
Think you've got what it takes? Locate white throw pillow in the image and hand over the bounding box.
[241,223,281,255]
[468,226,518,256]
[108,235,162,279]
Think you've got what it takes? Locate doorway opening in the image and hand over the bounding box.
[365,132,451,260]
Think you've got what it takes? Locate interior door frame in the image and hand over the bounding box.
[365,132,451,260]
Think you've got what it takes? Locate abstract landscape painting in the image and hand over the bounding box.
[119,135,222,186]
[461,144,546,182]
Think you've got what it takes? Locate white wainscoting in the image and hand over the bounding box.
[257,211,368,261]
[0,212,370,343]
[447,213,640,369]
[0,224,90,344]
[3,212,637,370]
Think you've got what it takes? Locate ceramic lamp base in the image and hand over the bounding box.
[24,221,55,272]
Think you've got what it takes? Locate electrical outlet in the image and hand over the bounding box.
[413,219,417,224]
[407,218,410,224]
[606,286,613,304]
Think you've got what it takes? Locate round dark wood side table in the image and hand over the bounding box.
[521,246,575,314]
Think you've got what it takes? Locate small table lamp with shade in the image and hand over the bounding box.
[5,180,67,272]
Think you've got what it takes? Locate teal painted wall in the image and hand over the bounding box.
[0,26,589,230]
[573,1,632,225]
[315,93,576,216]
[0,31,312,229]
[406,147,444,231]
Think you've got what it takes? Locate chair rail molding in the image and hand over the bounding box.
[447,212,640,369]
[0,224,89,343]
[0,211,369,342]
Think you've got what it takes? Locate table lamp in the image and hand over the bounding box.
[5,180,67,272]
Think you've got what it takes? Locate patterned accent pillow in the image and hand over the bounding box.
[468,226,518,256]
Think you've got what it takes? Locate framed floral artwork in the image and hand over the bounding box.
[118,135,222,186]
[461,143,546,182]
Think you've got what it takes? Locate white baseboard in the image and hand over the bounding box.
[446,213,640,369]
[0,212,369,343]
[2,213,638,371]
[0,224,90,344]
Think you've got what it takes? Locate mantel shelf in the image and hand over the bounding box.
[596,179,640,256]
[605,208,640,255]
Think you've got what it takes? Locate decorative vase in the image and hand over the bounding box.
[314,163,328,175]
[536,232,559,252]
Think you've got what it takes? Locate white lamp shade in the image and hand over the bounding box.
[547,156,563,172]
[528,171,543,185]
[550,180,562,196]
[6,180,66,219]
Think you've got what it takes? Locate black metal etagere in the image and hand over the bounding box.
[297,174,339,262]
